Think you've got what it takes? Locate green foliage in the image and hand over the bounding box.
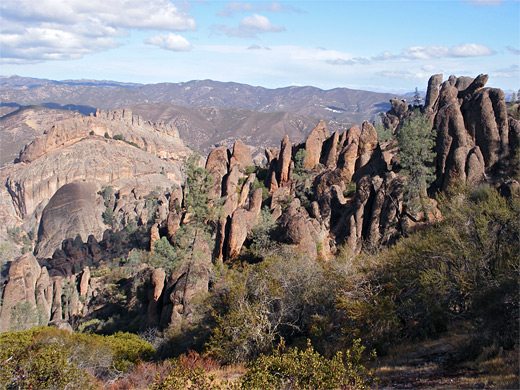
[183,154,219,227]
[150,237,178,271]
[397,110,436,211]
[335,186,519,354]
[241,339,374,390]
[98,185,114,207]
[374,122,393,143]
[10,301,39,331]
[89,130,95,135]
[251,177,269,200]
[104,131,110,138]
[103,206,116,227]
[208,248,330,363]
[293,148,308,180]
[344,181,357,197]
[150,355,237,390]
[0,328,156,389]
[248,206,277,257]
[125,218,138,235]
[106,332,155,372]
[113,134,124,140]
[0,328,97,389]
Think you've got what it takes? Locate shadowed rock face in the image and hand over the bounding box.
[35,182,105,259]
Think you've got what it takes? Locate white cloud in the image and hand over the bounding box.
[0,0,196,63]
[215,14,285,38]
[377,70,427,80]
[507,46,520,55]
[421,65,438,72]
[217,2,302,17]
[145,33,191,52]
[373,43,495,62]
[327,57,370,66]
[466,0,503,6]
[449,43,495,57]
[247,44,271,50]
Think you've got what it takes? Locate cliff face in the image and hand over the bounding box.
[1,108,192,258]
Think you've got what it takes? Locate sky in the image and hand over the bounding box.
[1,0,519,93]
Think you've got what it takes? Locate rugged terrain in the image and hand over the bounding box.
[1,76,398,154]
[0,108,191,261]
[0,76,395,123]
[129,102,347,158]
[0,73,518,389]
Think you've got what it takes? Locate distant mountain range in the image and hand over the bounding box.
[0,75,403,153]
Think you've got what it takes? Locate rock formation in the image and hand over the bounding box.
[1,74,517,335]
[1,109,192,259]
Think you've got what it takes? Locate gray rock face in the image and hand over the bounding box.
[35,182,106,259]
[424,74,443,113]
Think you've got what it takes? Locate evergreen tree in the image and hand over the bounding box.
[413,87,421,107]
[397,110,436,210]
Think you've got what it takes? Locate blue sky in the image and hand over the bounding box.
[1,0,519,92]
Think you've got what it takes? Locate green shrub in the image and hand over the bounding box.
[241,339,374,390]
[335,185,519,354]
[106,332,155,372]
[0,328,97,389]
[0,327,156,388]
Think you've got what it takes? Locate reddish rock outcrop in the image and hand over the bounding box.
[304,120,330,169]
[0,253,41,332]
[230,140,254,168]
[227,188,263,260]
[278,135,292,185]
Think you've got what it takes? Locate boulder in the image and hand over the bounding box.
[462,87,508,167]
[433,85,473,190]
[205,146,229,198]
[79,266,90,297]
[34,182,105,259]
[321,131,340,168]
[356,121,379,170]
[150,223,160,251]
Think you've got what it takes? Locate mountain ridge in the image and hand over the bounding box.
[0,75,399,124]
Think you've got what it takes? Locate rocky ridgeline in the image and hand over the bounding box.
[1,74,518,334]
[0,108,192,258]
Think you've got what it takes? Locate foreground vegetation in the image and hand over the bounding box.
[1,183,518,389]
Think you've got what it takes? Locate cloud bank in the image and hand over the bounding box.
[0,0,195,63]
[215,14,285,38]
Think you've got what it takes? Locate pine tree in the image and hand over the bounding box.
[397,110,436,210]
[413,87,421,107]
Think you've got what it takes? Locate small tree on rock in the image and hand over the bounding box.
[397,110,436,212]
